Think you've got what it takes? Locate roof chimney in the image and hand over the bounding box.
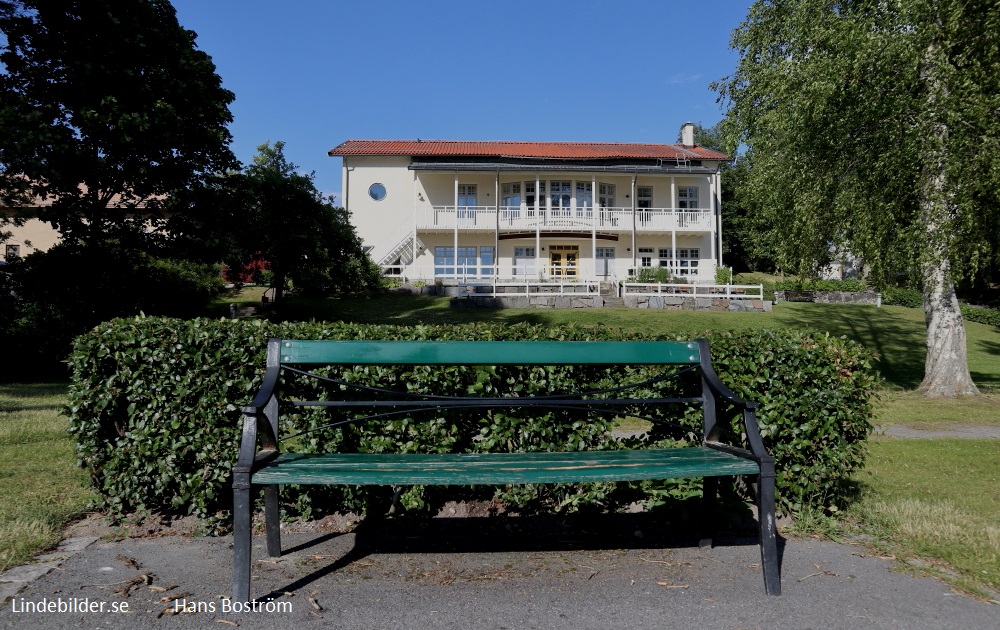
[681,121,696,147]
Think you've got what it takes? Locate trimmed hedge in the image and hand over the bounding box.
[961,304,1000,328]
[775,278,868,292]
[66,318,879,526]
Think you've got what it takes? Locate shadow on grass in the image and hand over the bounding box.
[0,383,68,412]
[773,304,926,389]
[272,293,552,327]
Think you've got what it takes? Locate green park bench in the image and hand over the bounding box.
[232,338,781,601]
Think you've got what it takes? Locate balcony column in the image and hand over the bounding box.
[708,174,716,269]
[535,175,541,278]
[495,171,500,279]
[454,174,459,280]
[412,171,418,273]
[671,173,678,275]
[592,174,597,279]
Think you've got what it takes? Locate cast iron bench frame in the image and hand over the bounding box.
[232,337,780,600]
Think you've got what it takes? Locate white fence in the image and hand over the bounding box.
[456,281,601,297]
[621,283,764,299]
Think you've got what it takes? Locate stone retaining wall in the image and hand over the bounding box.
[451,295,606,309]
[774,290,881,305]
[624,295,772,312]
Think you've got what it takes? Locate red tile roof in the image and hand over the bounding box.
[328,140,728,161]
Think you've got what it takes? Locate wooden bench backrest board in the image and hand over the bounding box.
[275,340,703,366]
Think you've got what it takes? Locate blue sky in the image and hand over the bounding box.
[170,1,753,202]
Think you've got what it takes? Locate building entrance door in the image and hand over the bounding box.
[595,247,615,277]
[549,245,578,277]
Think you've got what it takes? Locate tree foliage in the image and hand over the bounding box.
[0,0,236,245]
[678,123,777,272]
[715,0,1000,396]
[168,142,381,300]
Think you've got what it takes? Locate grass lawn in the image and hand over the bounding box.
[0,383,92,574]
[850,438,1000,597]
[9,289,998,595]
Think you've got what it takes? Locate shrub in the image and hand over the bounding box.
[66,319,879,527]
[961,304,1000,328]
[880,287,923,308]
[774,278,868,292]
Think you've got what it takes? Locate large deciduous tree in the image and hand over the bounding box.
[715,0,1000,397]
[0,0,236,245]
[168,142,380,302]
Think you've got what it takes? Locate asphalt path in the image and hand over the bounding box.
[1,515,997,630]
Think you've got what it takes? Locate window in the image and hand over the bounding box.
[436,246,494,278]
[501,183,521,208]
[458,184,477,224]
[575,182,593,217]
[524,182,539,217]
[638,247,654,268]
[368,183,387,201]
[550,181,571,217]
[658,247,701,276]
[5,244,20,260]
[434,246,455,276]
[637,186,653,209]
[598,183,615,208]
[480,246,495,276]
[678,187,699,209]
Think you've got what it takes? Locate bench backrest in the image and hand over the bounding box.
[273,339,703,367]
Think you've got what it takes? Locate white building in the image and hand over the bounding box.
[329,122,728,283]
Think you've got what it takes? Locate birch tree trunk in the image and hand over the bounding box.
[917,37,979,397]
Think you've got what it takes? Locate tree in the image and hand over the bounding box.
[168,142,380,302]
[0,0,236,246]
[677,122,777,272]
[715,0,1000,397]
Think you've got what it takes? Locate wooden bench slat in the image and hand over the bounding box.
[278,340,702,365]
[251,448,761,486]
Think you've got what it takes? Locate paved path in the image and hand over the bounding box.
[1,521,996,629]
[877,424,1000,439]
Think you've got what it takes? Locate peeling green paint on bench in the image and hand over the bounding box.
[252,448,762,486]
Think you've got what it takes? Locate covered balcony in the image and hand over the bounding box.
[414,206,714,232]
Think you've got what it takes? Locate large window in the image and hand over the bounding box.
[658,248,701,276]
[678,187,699,209]
[435,245,494,278]
[550,181,571,217]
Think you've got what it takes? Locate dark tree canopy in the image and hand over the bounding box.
[167,141,381,301]
[0,0,236,244]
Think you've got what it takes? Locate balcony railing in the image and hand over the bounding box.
[415,206,713,232]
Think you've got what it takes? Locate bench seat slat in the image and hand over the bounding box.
[251,448,761,486]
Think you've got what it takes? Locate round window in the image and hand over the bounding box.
[368,183,387,201]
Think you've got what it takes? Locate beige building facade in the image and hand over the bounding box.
[330,124,728,283]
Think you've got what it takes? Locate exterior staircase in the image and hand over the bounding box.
[600,281,624,307]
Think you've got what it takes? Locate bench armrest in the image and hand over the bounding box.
[697,338,770,460]
[236,359,281,469]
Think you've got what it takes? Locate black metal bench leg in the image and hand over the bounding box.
[232,473,253,602]
[264,484,282,557]
[757,460,781,595]
[699,476,719,549]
